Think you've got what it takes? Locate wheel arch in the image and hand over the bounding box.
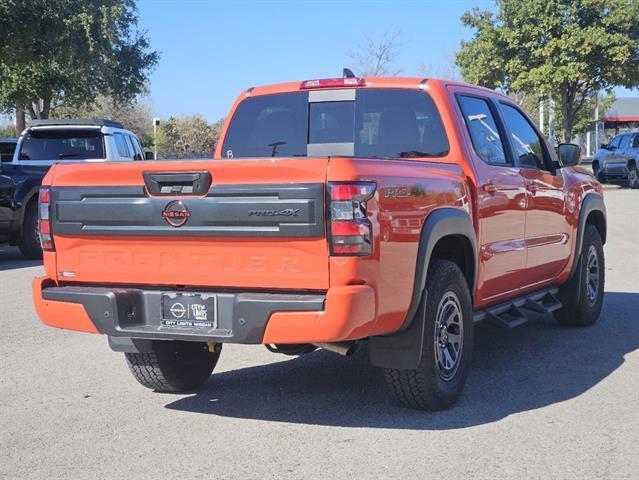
[569,193,606,281]
[369,208,477,369]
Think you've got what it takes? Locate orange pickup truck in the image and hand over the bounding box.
[32,74,606,410]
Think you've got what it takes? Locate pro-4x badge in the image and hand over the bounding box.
[162,200,191,227]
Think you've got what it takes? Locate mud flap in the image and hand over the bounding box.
[368,291,427,370]
[557,252,583,306]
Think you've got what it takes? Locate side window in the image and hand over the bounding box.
[457,95,508,165]
[633,135,639,149]
[619,134,631,150]
[134,137,146,157]
[114,133,130,158]
[499,103,549,171]
[125,135,140,159]
[609,135,622,149]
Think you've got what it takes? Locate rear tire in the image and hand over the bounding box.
[125,341,221,392]
[593,162,605,183]
[18,202,43,260]
[383,260,473,410]
[554,225,605,327]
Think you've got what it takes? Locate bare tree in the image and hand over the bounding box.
[418,51,462,81]
[350,29,403,77]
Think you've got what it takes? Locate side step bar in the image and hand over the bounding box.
[473,287,562,329]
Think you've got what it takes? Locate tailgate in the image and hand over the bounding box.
[48,158,329,290]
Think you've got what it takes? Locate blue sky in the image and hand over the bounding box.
[138,0,637,122]
[135,0,488,120]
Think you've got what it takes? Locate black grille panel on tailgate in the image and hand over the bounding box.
[51,184,325,237]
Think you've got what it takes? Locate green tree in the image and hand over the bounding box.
[0,124,16,137]
[53,93,156,147]
[456,0,639,142]
[0,0,159,121]
[157,115,224,156]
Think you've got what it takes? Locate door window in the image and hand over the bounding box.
[633,135,639,148]
[457,95,508,165]
[125,135,142,159]
[114,133,130,158]
[619,134,631,150]
[499,103,550,171]
[608,135,622,149]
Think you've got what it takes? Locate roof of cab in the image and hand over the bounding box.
[245,77,507,99]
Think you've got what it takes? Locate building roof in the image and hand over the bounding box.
[601,98,639,122]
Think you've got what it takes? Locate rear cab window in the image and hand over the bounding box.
[221,89,449,159]
[19,129,105,161]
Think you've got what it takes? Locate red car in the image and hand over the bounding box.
[32,75,606,410]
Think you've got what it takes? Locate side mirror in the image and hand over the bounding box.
[557,143,581,167]
[145,151,154,160]
[600,143,608,150]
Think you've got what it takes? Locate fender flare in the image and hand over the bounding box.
[369,208,477,370]
[569,193,606,280]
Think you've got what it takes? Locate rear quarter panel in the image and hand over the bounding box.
[327,157,472,337]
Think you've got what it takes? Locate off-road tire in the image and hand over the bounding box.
[384,260,474,410]
[554,225,605,327]
[125,341,221,392]
[18,202,43,260]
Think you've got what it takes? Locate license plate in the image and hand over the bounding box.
[161,293,217,328]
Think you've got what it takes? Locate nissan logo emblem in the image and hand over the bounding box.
[162,200,191,227]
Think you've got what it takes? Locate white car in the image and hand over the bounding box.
[10,118,151,166]
[1,119,152,259]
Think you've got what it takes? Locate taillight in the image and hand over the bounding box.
[327,182,376,256]
[300,77,365,89]
[38,187,54,251]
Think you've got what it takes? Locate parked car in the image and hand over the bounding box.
[32,76,606,411]
[1,119,150,258]
[592,131,639,188]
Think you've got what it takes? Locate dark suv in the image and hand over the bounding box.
[592,132,639,188]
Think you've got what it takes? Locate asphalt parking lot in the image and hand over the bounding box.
[1,186,637,480]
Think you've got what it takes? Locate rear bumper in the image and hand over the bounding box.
[32,277,376,344]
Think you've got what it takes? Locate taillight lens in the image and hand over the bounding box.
[327,182,375,256]
[38,187,54,251]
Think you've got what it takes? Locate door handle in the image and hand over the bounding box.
[482,182,497,194]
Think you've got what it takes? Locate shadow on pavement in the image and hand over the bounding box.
[165,291,638,429]
[0,246,42,271]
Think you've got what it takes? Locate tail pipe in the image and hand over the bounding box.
[312,341,357,356]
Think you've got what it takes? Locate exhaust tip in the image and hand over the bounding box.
[312,341,357,356]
